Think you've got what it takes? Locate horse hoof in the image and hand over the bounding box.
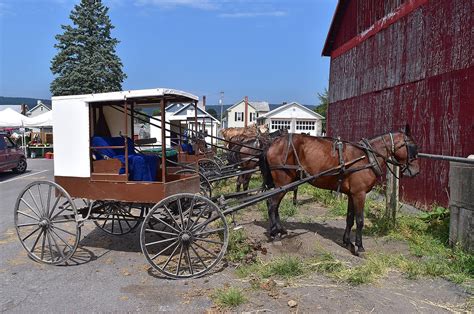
[357,246,365,253]
[345,242,357,256]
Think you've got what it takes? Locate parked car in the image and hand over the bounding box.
[0,133,27,173]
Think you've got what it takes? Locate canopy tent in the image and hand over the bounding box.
[24,110,53,127]
[0,108,30,127]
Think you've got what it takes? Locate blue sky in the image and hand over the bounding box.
[0,0,337,105]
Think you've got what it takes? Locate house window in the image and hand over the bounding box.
[235,112,244,121]
[296,120,315,131]
[271,120,291,131]
[250,112,256,122]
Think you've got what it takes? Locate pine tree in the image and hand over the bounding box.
[50,0,126,96]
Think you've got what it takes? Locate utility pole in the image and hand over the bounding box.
[219,91,224,128]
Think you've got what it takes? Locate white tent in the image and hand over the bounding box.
[0,108,30,127]
[24,110,53,127]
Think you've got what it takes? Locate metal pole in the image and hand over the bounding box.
[160,98,166,183]
[418,153,474,164]
[219,91,224,127]
[124,100,129,179]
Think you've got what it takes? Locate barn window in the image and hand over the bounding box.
[296,120,315,131]
[271,120,291,131]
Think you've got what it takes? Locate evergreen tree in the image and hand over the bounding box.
[50,0,126,96]
[314,87,329,132]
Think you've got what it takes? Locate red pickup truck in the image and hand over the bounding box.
[0,133,27,173]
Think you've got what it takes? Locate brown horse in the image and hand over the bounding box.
[260,126,420,255]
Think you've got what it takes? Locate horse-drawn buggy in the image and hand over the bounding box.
[14,87,420,278]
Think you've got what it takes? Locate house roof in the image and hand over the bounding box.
[27,102,52,114]
[259,102,325,120]
[170,103,220,124]
[322,0,349,57]
[226,99,270,112]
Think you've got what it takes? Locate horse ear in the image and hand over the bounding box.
[404,124,411,136]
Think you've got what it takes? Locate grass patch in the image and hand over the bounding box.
[279,199,298,221]
[212,287,246,308]
[310,187,347,217]
[227,229,253,262]
[309,252,346,274]
[236,256,305,280]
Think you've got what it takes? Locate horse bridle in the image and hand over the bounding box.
[382,132,419,178]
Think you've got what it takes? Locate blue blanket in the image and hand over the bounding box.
[92,136,158,181]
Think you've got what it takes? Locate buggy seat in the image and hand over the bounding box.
[91,136,158,181]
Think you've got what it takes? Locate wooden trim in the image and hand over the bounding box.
[54,175,200,203]
[330,0,429,59]
[92,159,122,173]
[91,174,127,182]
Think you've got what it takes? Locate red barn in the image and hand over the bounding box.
[322,0,473,207]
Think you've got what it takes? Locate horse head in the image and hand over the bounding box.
[390,124,420,178]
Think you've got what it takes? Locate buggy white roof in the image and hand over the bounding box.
[52,88,198,178]
[52,88,199,103]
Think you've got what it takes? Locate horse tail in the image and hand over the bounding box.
[259,148,275,189]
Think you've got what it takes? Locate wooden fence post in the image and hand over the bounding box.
[385,162,400,226]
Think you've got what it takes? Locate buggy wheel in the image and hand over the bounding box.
[198,158,221,177]
[92,202,142,235]
[14,181,80,265]
[141,193,228,279]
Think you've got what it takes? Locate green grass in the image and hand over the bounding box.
[236,256,305,280]
[309,187,347,216]
[227,229,253,262]
[212,287,246,308]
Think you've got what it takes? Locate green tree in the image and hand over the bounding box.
[315,87,329,132]
[50,0,126,96]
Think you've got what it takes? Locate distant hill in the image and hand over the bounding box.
[0,96,51,107]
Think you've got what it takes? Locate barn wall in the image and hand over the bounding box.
[333,0,408,50]
[327,0,473,206]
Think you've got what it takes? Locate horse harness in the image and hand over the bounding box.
[269,132,415,191]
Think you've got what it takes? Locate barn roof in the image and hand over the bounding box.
[322,0,349,57]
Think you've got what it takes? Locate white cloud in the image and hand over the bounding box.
[218,10,286,18]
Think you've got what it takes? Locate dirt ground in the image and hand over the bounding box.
[197,194,472,313]
[1,162,472,313]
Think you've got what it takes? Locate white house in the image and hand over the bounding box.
[150,102,220,147]
[226,99,269,128]
[26,100,51,118]
[258,102,325,136]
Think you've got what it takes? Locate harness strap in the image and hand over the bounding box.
[360,138,383,177]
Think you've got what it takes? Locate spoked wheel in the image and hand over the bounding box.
[198,158,221,178]
[140,193,228,279]
[92,202,143,235]
[14,181,80,265]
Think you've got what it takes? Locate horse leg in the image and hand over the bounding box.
[292,187,298,205]
[267,192,287,237]
[343,195,357,255]
[243,173,251,191]
[236,175,242,192]
[353,193,366,253]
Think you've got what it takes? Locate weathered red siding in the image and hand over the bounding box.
[326,0,473,206]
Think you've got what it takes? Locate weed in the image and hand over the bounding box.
[212,287,246,308]
[279,199,298,221]
[262,256,305,278]
[309,252,346,274]
[310,188,347,216]
[227,229,253,262]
